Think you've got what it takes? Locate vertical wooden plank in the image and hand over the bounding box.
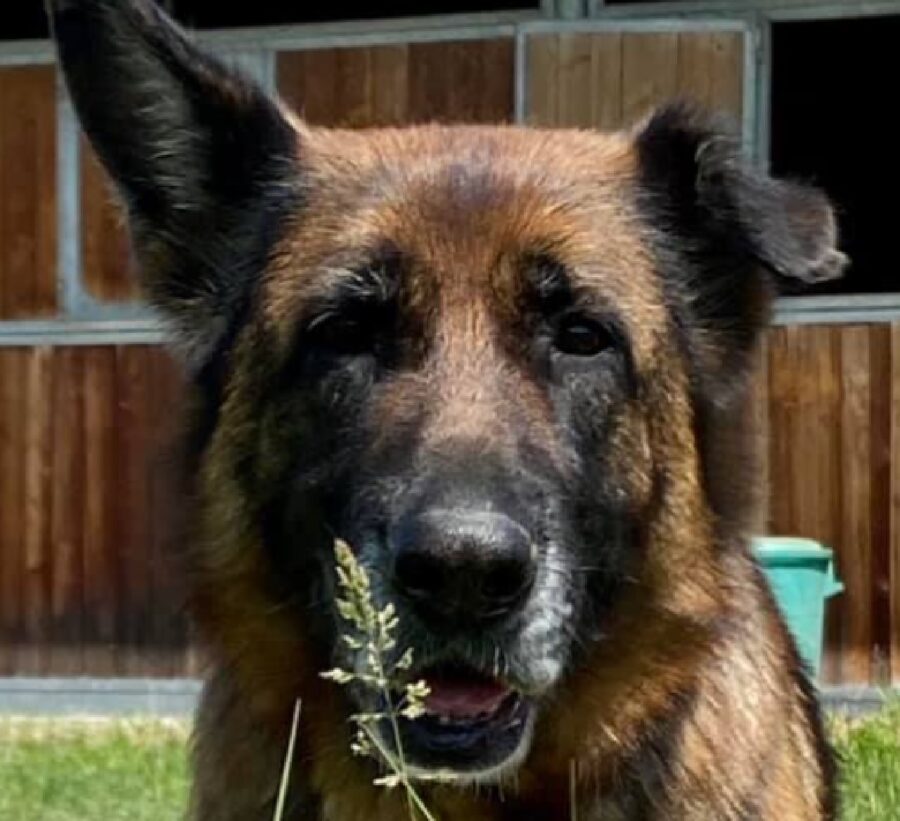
[0,350,24,674]
[621,33,680,126]
[812,326,844,684]
[49,347,86,675]
[708,32,744,119]
[676,32,744,120]
[556,35,594,128]
[0,66,57,319]
[81,347,119,675]
[114,346,154,675]
[34,73,58,315]
[334,47,373,128]
[20,346,54,675]
[890,323,900,683]
[526,34,559,126]
[869,325,893,684]
[2,73,34,316]
[407,39,514,124]
[408,41,453,123]
[275,50,306,120]
[590,34,624,131]
[145,348,185,676]
[306,50,339,126]
[370,45,410,126]
[4,73,39,314]
[474,39,515,124]
[838,327,873,683]
[766,327,794,532]
[675,33,714,111]
[277,50,338,125]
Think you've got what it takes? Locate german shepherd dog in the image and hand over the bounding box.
[49,2,847,818]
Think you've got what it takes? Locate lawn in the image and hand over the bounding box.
[0,717,190,821]
[831,704,900,820]
[0,708,898,820]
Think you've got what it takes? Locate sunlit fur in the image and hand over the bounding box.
[49,2,846,819]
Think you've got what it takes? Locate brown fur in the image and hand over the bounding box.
[48,4,842,818]
[184,127,832,820]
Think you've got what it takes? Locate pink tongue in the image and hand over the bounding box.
[424,675,511,719]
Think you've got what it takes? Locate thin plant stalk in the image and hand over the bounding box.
[359,723,438,821]
[273,699,302,821]
[371,649,417,820]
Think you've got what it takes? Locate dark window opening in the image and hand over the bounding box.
[1,1,534,41]
[2,5,48,40]
[771,16,900,295]
[171,0,532,29]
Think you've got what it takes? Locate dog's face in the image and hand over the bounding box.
[51,0,846,784]
[260,128,664,778]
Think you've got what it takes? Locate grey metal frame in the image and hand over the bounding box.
[0,2,896,346]
[593,1,900,19]
[0,676,888,716]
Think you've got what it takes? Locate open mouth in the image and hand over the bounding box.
[390,663,534,776]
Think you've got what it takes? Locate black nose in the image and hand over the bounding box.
[391,508,536,629]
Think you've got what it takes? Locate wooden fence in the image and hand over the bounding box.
[0,23,896,683]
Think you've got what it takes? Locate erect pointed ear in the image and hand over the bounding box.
[633,102,848,395]
[47,0,302,368]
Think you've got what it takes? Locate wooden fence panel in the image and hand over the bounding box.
[526,31,744,129]
[0,346,187,677]
[4,34,900,685]
[837,326,874,683]
[891,324,900,684]
[276,39,515,127]
[0,327,898,683]
[763,324,896,685]
[0,66,57,319]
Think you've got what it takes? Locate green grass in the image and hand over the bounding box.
[832,702,900,820]
[0,717,190,821]
[0,708,898,820]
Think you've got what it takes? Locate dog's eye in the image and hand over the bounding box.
[553,316,612,357]
[307,313,376,357]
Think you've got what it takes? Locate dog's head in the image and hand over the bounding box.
[50,0,845,784]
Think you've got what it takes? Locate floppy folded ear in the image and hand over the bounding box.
[633,102,848,396]
[47,0,302,367]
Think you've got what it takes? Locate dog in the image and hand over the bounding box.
[48,2,847,818]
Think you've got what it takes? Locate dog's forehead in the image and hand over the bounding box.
[264,124,667,347]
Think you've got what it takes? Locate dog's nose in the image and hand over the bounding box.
[391,508,536,629]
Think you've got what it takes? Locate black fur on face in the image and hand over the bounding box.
[247,244,645,684]
[237,234,653,778]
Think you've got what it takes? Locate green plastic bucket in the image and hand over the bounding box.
[751,537,844,678]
